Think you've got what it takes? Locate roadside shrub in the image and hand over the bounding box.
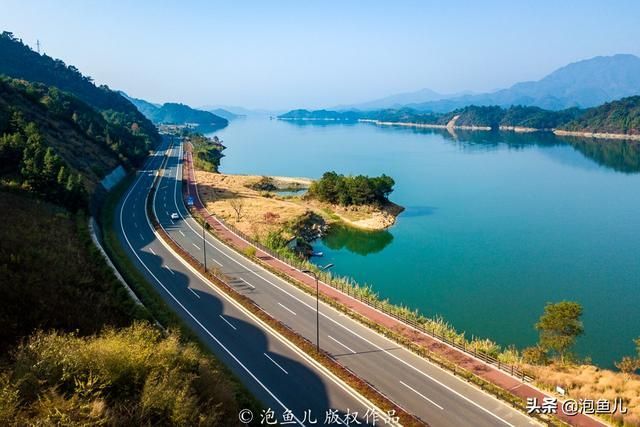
[243,246,257,258]
[522,345,549,365]
[4,323,241,426]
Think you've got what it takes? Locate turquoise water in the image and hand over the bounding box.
[213,118,640,367]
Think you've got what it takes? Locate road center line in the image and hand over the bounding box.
[328,335,356,354]
[278,302,297,316]
[264,353,288,374]
[399,380,444,410]
[219,315,237,330]
[118,164,303,425]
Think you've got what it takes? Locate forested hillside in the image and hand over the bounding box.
[0,77,156,207]
[123,93,228,128]
[0,32,254,425]
[0,195,248,424]
[0,32,159,156]
[559,96,640,135]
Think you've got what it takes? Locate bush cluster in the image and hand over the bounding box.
[308,171,394,206]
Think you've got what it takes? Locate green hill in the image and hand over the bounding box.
[559,96,640,135]
[122,92,228,128]
[0,77,160,208]
[0,31,159,158]
[278,109,361,121]
[150,102,228,127]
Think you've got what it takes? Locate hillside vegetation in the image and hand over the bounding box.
[0,191,140,352]
[560,96,640,135]
[0,32,159,155]
[0,77,152,200]
[280,99,640,136]
[0,32,255,425]
[0,323,244,426]
[123,93,228,128]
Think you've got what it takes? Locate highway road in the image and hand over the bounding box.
[117,136,540,426]
[115,137,381,426]
[159,139,542,427]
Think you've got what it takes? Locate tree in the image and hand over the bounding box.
[614,336,640,378]
[229,198,245,222]
[535,301,584,364]
[615,356,639,378]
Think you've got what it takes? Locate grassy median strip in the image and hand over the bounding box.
[99,167,262,416]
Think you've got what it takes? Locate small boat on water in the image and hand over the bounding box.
[311,251,324,257]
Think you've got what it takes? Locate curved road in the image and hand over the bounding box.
[116,136,539,426]
[116,137,378,426]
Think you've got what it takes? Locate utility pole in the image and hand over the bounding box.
[303,263,334,352]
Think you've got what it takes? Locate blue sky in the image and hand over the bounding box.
[2,0,640,110]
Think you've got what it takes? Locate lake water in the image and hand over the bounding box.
[212,118,640,367]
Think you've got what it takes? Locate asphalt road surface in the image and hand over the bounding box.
[116,136,539,427]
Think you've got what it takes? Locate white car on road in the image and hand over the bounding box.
[170,213,179,220]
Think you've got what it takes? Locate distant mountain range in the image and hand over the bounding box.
[121,93,228,128]
[199,105,282,117]
[336,54,640,113]
[334,88,474,111]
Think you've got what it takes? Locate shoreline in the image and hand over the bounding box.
[358,118,491,131]
[358,119,640,141]
[193,171,404,237]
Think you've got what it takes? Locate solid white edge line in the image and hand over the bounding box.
[264,353,289,375]
[157,142,392,424]
[399,381,444,410]
[172,140,528,427]
[118,144,304,427]
[328,335,357,354]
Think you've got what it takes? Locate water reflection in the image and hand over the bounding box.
[372,124,640,173]
[321,223,393,256]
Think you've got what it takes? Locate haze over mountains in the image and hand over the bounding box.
[339,54,640,112]
[121,93,229,129]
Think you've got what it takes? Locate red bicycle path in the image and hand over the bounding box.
[181,145,605,427]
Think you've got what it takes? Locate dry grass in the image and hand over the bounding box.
[529,364,640,425]
[195,172,309,240]
[195,171,402,239]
